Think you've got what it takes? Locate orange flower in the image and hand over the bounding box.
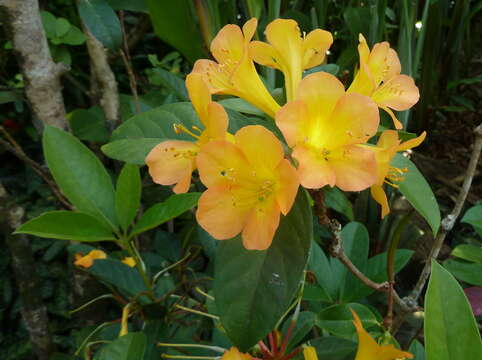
[364,130,426,218]
[347,34,419,129]
[250,18,333,102]
[121,257,136,267]
[196,125,299,250]
[146,73,229,193]
[192,18,280,118]
[352,309,413,360]
[276,72,379,191]
[74,249,106,268]
[221,347,251,360]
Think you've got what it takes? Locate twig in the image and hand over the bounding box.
[409,123,482,301]
[0,126,71,209]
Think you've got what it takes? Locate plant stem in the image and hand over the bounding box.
[123,237,155,300]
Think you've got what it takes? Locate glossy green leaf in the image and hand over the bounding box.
[219,98,264,116]
[115,164,141,232]
[97,332,147,360]
[145,0,206,62]
[78,0,122,50]
[317,303,377,339]
[443,259,482,286]
[392,154,441,236]
[55,18,70,38]
[132,192,200,235]
[61,25,86,45]
[281,311,317,351]
[146,68,188,101]
[40,11,57,39]
[324,186,354,220]
[105,0,147,12]
[43,126,117,229]
[311,337,357,360]
[102,138,162,165]
[461,205,482,236]
[451,244,482,264]
[214,190,312,350]
[425,261,482,360]
[308,240,336,301]
[409,340,426,360]
[68,107,109,143]
[15,211,115,241]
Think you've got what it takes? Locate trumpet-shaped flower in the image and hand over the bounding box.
[250,18,333,102]
[348,34,419,129]
[365,130,426,218]
[352,310,413,360]
[192,18,280,118]
[221,347,251,360]
[196,125,299,250]
[74,250,106,268]
[146,73,229,193]
[276,72,379,191]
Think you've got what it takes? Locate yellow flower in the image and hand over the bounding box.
[146,72,229,193]
[121,257,136,267]
[250,18,333,102]
[364,130,426,218]
[276,72,379,191]
[352,309,413,360]
[303,346,318,360]
[196,125,299,250]
[221,347,251,360]
[347,34,419,129]
[74,249,107,268]
[192,18,280,118]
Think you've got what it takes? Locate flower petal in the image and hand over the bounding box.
[146,140,198,194]
[292,145,336,189]
[329,145,377,191]
[398,131,426,151]
[196,185,250,240]
[275,99,310,147]
[302,29,333,69]
[372,75,420,111]
[199,102,229,143]
[371,185,390,218]
[221,347,252,360]
[211,24,244,64]
[186,72,211,123]
[249,41,281,69]
[192,59,228,94]
[275,159,299,215]
[234,125,283,172]
[242,198,280,250]
[380,106,403,130]
[383,48,402,82]
[367,41,390,85]
[242,18,258,42]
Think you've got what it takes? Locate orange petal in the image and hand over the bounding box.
[292,145,336,189]
[372,75,420,111]
[196,140,249,188]
[242,18,258,42]
[367,42,390,85]
[146,140,198,194]
[383,48,402,82]
[186,72,211,123]
[302,29,333,69]
[376,130,400,149]
[74,250,106,268]
[371,185,390,218]
[241,198,280,250]
[380,106,404,130]
[398,131,426,152]
[234,125,283,172]
[211,24,244,64]
[191,59,225,94]
[275,99,310,147]
[249,41,280,69]
[196,185,250,240]
[329,145,377,191]
[200,102,229,143]
[275,159,299,215]
[221,347,252,360]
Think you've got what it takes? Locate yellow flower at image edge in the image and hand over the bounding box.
[74,249,106,268]
[196,125,299,250]
[145,72,229,194]
[303,346,318,360]
[221,347,252,360]
[276,72,380,191]
[352,310,413,360]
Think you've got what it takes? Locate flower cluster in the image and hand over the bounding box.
[146,18,425,250]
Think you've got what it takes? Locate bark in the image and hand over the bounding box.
[0,0,68,129]
[1,184,53,360]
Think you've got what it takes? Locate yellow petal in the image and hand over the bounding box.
[348,61,377,97]
[196,185,250,240]
[121,257,136,267]
[303,346,318,360]
[199,102,229,144]
[242,18,258,42]
[380,106,404,130]
[377,130,400,150]
[398,131,426,152]
[74,250,106,268]
[234,125,284,172]
[367,42,390,86]
[371,185,390,218]
[146,140,198,194]
[275,99,310,147]
[372,75,420,111]
[249,41,281,69]
[211,24,245,64]
[357,34,370,64]
[186,72,211,123]
[221,347,252,360]
[302,29,333,69]
[292,145,336,189]
[241,197,280,250]
[329,145,377,191]
[383,48,402,82]
[275,159,299,215]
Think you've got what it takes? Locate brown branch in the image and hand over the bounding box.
[0,0,68,129]
[409,123,482,301]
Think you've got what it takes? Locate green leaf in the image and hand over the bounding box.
[61,25,86,45]
[40,11,57,39]
[391,154,441,236]
[145,0,206,62]
[425,261,482,360]
[55,18,71,38]
[451,244,482,264]
[15,211,115,241]
[97,333,147,360]
[219,98,265,116]
[461,205,482,236]
[146,68,188,101]
[214,190,312,351]
[443,259,482,286]
[310,337,357,360]
[308,240,336,301]
[105,0,147,12]
[317,303,377,339]
[78,0,122,50]
[115,164,141,232]
[281,312,317,351]
[132,192,200,235]
[324,187,354,220]
[409,340,426,360]
[68,107,109,143]
[343,7,371,39]
[102,138,162,165]
[43,126,117,229]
